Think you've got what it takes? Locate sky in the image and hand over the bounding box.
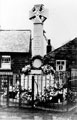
[0,0,77,49]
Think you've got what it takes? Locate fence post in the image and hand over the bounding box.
[32,75,34,108]
[67,72,69,112]
[19,72,21,107]
[7,76,9,107]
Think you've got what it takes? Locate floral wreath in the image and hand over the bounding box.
[31,55,43,69]
[22,64,55,75]
[22,55,55,75]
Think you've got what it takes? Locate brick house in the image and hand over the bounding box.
[44,38,77,91]
[0,29,31,92]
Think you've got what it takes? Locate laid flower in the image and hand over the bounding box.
[22,64,31,72]
[41,64,55,74]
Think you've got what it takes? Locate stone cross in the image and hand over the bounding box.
[29,4,48,57]
[29,4,48,23]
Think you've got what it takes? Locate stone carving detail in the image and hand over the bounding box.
[29,4,48,23]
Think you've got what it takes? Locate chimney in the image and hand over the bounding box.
[46,39,52,54]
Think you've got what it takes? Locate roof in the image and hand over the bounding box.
[0,30,31,53]
[45,37,77,59]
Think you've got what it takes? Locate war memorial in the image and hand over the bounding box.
[0,4,77,112]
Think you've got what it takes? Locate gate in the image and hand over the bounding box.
[0,74,13,107]
[19,74,50,108]
[0,72,21,107]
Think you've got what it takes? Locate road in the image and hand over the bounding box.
[0,106,77,120]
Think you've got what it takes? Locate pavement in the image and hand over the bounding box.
[0,106,77,120]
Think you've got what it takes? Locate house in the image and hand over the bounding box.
[0,29,31,92]
[44,38,77,91]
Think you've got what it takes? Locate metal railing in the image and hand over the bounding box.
[0,73,77,112]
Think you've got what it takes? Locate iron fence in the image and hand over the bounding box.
[0,72,77,112]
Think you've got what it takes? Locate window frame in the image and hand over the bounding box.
[56,60,66,71]
[1,55,11,69]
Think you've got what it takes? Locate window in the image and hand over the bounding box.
[1,56,11,69]
[57,61,60,65]
[56,60,66,71]
[2,57,10,63]
[61,61,64,65]
[59,65,63,70]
